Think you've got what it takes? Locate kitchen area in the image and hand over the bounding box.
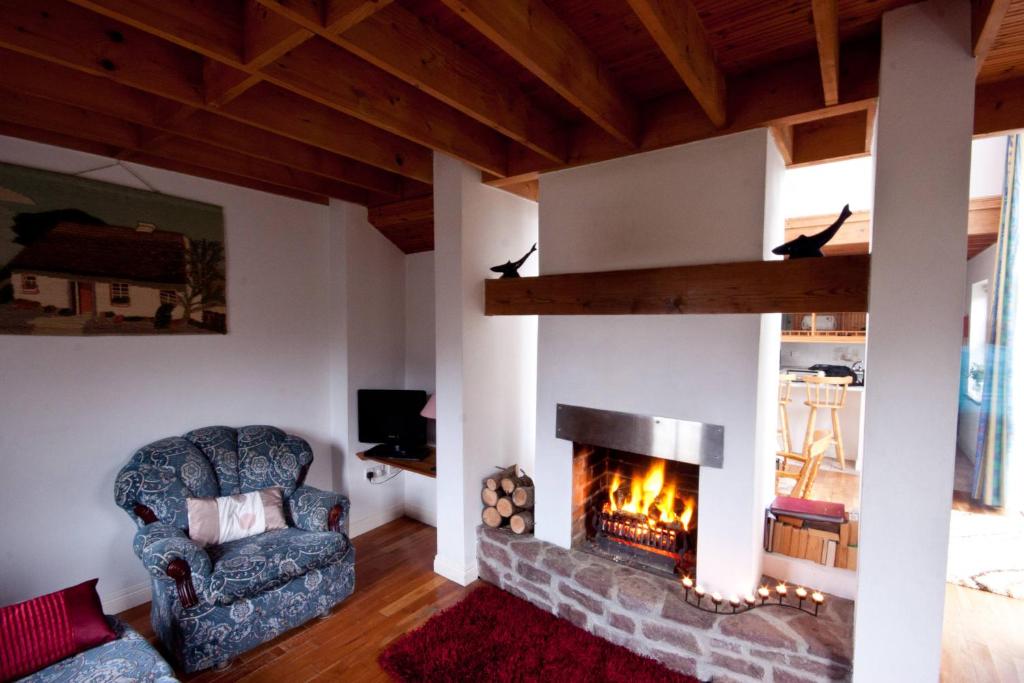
[779,312,866,485]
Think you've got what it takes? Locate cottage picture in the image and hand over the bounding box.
[0,162,226,335]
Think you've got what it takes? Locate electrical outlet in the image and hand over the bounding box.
[365,464,386,481]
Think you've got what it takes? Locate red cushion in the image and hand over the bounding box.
[0,579,116,682]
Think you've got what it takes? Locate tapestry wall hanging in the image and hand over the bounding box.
[0,162,226,335]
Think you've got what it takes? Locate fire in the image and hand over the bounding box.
[607,461,695,531]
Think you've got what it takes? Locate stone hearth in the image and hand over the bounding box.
[478,526,853,683]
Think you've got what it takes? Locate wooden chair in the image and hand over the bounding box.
[777,373,797,461]
[776,429,832,499]
[802,375,852,470]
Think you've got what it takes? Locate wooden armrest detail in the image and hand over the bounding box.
[328,504,343,533]
[133,504,158,525]
[166,559,199,608]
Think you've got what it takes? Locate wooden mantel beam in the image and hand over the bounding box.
[625,0,726,127]
[442,0,639,147]
[485,255,870,316]
[811,0,840,106]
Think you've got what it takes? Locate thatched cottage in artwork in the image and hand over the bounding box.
[9,220,193,320]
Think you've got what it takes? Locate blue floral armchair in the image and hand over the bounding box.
[114,426,355,673]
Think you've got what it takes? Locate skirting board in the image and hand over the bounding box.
[762,551,857,599]
[349,502,406,538]
[100,580,151,614]
[433,554,479,586]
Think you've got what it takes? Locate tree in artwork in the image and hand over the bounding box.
[179,238,226,323]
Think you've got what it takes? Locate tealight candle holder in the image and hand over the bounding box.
[676,579,822,617]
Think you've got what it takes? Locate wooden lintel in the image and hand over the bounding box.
[484,254,870,316]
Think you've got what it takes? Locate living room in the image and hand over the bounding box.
[0,1,1022,682]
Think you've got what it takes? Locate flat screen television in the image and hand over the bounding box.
[357,389,428,451]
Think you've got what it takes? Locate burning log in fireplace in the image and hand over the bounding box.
[585,457,698,577]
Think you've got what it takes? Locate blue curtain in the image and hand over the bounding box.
[973,135,1022,507]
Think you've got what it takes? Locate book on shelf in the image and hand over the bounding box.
[770,496,846,524]
[825,540,837,567]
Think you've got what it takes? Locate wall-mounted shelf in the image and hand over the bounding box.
[357,448,436,478]
[484,255,870,316]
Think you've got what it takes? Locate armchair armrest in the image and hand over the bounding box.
[133,522,211,608]
[289,485,350,534]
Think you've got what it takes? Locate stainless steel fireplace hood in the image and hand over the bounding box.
[555,404,724,468]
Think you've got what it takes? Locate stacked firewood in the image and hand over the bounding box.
[481,464,535,534]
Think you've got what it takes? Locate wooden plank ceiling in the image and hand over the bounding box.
[0,0,1022,254]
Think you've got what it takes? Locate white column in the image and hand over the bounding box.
[432,153,539,585]
[855,2,974,681]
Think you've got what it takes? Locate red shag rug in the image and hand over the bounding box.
[379,584,701,682]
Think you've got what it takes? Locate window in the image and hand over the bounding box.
[110,283,130,306]
[21,275,38,294]
[160,290,177,305]
[967,279,989,402]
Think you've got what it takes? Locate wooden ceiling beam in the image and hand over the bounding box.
[441,0,639,147]
[972,0,1012,72]
[811,0,840,106]
[975,74,1024,135]
[0,88,376,204]
[625,0,727,127]
[0,0,431,183]
[257,0,567,163]
[261,40,509,176]
[504,37,881,179]
[769,125,795,165]
[324,0,396,33]
[244,0,314,69]
[64,0,510,178]
[0,121,330,204]
[0,49,405,197]
[789,109,869,167]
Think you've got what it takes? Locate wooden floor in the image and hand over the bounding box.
[942,583,1024,682]
[120,517,476,682]
[119,515,1024,682]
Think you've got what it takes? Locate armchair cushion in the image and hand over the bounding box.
[206,528,350,605]
[289,485,350,533]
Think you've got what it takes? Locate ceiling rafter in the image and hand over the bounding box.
[64,0,513,178]
[441,0,640,147]
[256,0,567,163]
[811,0,840,106]
[0,0,431,183]
[972,0,1013,72]
[0,120,330,204]
[625,0,727,127]
[0,48,406,198]
[0,87,379,204]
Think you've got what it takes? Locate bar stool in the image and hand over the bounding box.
[776,429,832,498]
[802,375,852,470]
[777,373,796,459]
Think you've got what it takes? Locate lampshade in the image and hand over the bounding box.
[420,393,436,419]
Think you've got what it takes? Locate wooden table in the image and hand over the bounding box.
[356,447,436,478]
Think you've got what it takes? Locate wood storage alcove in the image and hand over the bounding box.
[484,254,870,316]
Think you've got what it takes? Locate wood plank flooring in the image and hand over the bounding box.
[119,517,476,683]
[119,515,1024,682]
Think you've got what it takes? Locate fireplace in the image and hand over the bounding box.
[573,444,699,577]
[557,404,724,580]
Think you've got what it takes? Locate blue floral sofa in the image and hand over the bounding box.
[114,426,355,673]
[20,617,178,682]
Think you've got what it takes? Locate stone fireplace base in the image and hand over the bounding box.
[477,526,854,683]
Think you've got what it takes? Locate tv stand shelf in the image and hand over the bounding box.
[356,447,436,478]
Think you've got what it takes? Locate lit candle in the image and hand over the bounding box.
[682,576,694,589]
[775,583,788,596]
[811,591,825,605]
[694,585,706,598]
[744,593,757,606]
[729,595,741,607]
[757,586,770,600]
[711,592,723,605]
[795,587,808,600]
